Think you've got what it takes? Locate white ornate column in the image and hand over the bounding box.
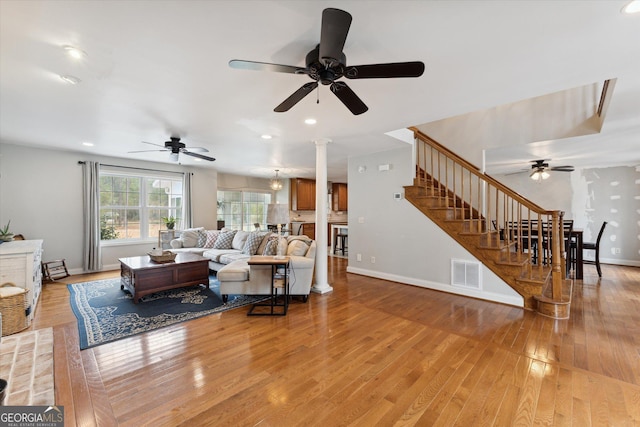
[312,138,333,294]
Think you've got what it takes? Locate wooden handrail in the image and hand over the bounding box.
[411,128,550,214]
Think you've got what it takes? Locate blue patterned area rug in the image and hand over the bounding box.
[68,277,264,349]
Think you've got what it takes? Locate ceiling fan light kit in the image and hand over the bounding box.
[530,169,550,181]
[229,8,425,115]
[527,159,574,181]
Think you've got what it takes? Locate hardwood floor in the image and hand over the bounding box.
[29,259,640,426]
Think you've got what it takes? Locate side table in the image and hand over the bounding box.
[246,256,290,316]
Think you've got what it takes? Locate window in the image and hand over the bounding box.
[100,169,183,242]
[217,190,271,231]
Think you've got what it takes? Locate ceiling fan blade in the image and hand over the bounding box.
[330,81,368,115]
[274,82,318,112]
[141,141,166,148]
[550,166,575,172]
[319,8,352,67]
[345,61,425,79]
[182,150,216,162]
[185,146,209,153]
[128,149,168,153]
[229,60,307,75]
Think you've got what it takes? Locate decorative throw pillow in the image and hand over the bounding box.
[256,232,277,254]
[287,239,310,256]
[242,232,267,255]
[262,236,279,255]
[203,230,218,248]
[180,230,200,248]
[231,230,250,250]
[213,230,237,249]
[196,230,207,248]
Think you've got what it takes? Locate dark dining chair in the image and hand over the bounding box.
[583,221,607,277]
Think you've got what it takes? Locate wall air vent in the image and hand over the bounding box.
[451,259,482,290]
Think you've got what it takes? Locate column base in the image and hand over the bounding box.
[311,283,333,294]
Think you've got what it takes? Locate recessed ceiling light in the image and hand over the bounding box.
[63,45,87,59]
[304,118,317,125]
[59,74,81,84]
[622,0,640,13]
[261,134,273,140]
[82,142,94,147]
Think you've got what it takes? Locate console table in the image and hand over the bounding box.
[246,256,290,316]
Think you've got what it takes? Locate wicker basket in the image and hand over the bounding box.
[0,283,31,336]
[148,250,177,263]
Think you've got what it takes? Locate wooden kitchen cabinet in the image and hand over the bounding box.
[332,182,348,211]
[290,178,316,211]
[300,223,315,240]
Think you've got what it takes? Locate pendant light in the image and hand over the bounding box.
[270,169,283,190]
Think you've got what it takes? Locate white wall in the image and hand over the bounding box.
[415,82,603,167]
[347,145,523,307]
[0,142,218,272]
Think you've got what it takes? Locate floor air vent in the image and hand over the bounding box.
[451,259,481,290]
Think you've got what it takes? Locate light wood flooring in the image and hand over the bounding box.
[29,259,640,426]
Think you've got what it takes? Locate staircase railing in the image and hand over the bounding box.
[410,128,568,301]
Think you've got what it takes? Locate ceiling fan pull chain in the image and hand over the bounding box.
[317,87,320,104]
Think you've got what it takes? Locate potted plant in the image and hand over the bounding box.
[162,216,179,230]
[0,220,14,242]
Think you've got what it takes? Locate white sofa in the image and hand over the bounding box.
[169,228,316,302]
[216,239,316,302]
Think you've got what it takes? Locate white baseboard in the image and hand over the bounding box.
[598,258,640,268]
[346,266,524,307]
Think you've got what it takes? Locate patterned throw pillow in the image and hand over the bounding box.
[203,230,218,248]
[213,230,237,249]
[242,232,267,255]
[196,230,207,248]
[262,236,279,256]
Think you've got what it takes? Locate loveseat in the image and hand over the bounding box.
[169,228,316,302]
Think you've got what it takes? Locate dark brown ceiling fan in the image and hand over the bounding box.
[506,159,575,180]
[529,159,575,175]
[128,137,215,162]
[229,8,425,115]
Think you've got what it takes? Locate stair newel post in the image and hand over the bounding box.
[526,208,532,277]
[536,213,543,275]
[517,201,522,263]
[477,175,482,234]
[495,186,499,246]
[559,211,567,279]
[551,211,563,300]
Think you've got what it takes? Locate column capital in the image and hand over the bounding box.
[314,138,332,146]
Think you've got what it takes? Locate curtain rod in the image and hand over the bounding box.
[77,161,191,175]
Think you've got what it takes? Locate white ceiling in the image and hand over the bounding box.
[1,1,639,181]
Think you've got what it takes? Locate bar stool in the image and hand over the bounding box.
[333,228,348,255]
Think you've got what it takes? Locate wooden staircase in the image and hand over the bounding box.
[405,129,573,319]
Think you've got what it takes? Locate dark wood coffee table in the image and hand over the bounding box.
[119,253,210,303]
